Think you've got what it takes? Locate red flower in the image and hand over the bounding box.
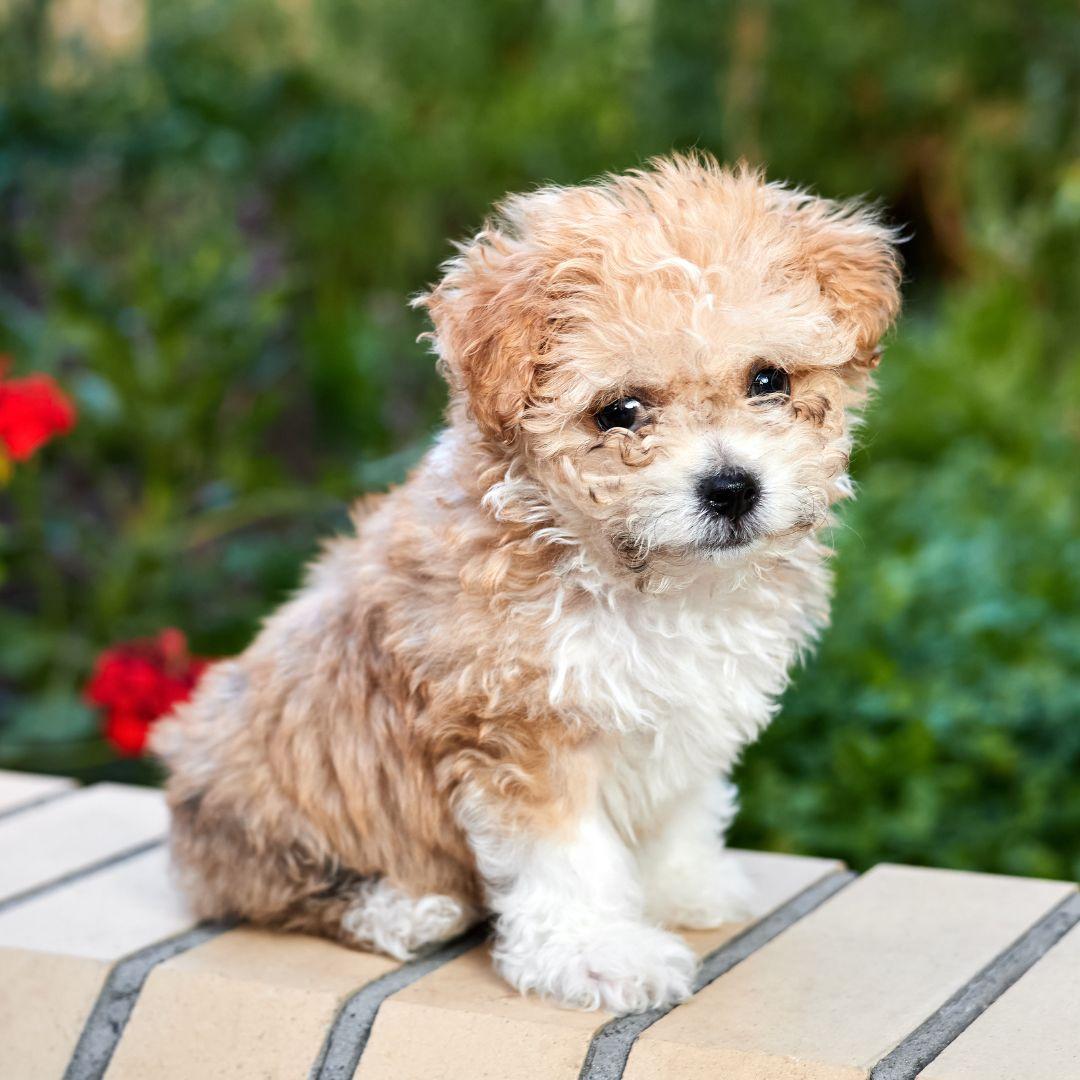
[85,629,210,757]
[0,360,77,463]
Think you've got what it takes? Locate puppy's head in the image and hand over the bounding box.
[418,155,901,577]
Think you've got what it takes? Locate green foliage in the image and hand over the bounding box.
[1,0,1077,868]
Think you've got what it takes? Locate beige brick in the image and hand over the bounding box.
[106,928,400,1079]
[0,769,74,815]
[356,850,843,1080]
[0,949,107,1080]
[920,920,1080,1080]
[0,782,168,902]
[0,846,195,1080]
[626,864,1076,1080]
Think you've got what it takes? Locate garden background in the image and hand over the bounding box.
[1,0,1078,879]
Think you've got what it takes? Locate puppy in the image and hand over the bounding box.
[154,154,900,1014]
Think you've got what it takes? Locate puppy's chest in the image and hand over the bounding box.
[549,583,807,753]
[548,585,814,831]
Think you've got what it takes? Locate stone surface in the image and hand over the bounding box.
[920,921,1080,1080]
[0,846,195,1080]
[0,782,168,902]
[0,768,74,816]
[624,864,1076,1080]
[106,928,401,1079]
[0,845,191,958]
[355,851,843,1080]
[0,950,107,1080]
[1,772,1075,1080]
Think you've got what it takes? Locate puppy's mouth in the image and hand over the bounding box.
[609,496,826,572]
[609,520,760,573]
[695,512,762,554]
[700,533,755,552]
[695,531,759,560]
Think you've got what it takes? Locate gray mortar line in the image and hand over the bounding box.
[62,920,232,1080]
[0,783,79,823]
[870,889,1080,1080]
[578,868,858,1080]
[310,923,491,1080]
[0,837,165,915]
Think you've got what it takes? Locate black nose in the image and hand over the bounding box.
[699,467,760,520]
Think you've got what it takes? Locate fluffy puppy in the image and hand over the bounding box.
[154,154,900,1014]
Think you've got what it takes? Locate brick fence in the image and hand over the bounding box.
[0,771,1077,1079]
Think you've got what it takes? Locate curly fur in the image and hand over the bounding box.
[153,153,901,1014]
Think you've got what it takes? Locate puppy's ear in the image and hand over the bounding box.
[415,224,551,443]
[774,188,903,366]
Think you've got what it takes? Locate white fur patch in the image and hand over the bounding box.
[460,795,697,1014]
[639,778,755,928]
[541,542,828,840]
[340,879,472,961]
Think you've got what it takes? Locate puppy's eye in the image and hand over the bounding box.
[595,397,646,432]
[748,366,791,398]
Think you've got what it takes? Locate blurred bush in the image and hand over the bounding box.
[0,0,1077,874]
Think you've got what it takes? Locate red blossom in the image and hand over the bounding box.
[0,360,77,462]
[85,629,210,756]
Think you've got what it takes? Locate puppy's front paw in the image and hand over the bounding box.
[494,919,696,1014]
[646,854,756,930]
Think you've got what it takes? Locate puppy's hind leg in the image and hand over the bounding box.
[168,800,475,960]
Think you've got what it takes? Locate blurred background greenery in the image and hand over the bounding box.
[1,0,1077,877]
